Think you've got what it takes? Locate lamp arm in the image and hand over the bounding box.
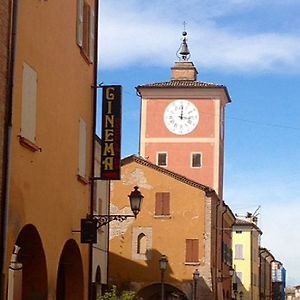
[91,214,135,228]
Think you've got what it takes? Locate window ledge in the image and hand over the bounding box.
[185,262,200,266]
[153,215,172,219]
[80,48,93,64]
[19,136,41,152]
[77,174,89,185]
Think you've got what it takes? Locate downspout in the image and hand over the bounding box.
[220,204,228,300]
[88,0,99,299]
[214,196,221,300]
[0,1,18,299]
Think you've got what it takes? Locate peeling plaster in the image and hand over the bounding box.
[109,203,134,240]
[121,168,153,190]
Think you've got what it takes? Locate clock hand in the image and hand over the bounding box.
[180,105,183,120]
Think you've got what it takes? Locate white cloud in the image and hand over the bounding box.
[99,0,300,73]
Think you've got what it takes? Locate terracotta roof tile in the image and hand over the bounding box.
[234,218,262,234]
[137,80,226,89]
[136,80,232,102]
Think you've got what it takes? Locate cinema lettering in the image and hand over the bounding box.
[100,85,122,180]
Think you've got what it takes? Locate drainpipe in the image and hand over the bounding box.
[220,204,228,300]
[214,196,221,300]
[88,0,99,299]
[0,1,18,299]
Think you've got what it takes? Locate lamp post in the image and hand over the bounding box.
[239,291,243,300]
[159,255,168,300]
[193,269,200,300]
[233,290,238,300]
[92,186,144,228]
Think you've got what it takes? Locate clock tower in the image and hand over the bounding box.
[136,32,231,199]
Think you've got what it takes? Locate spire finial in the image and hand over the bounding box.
[176,22,191,61]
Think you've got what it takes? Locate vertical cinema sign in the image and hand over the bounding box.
[100,85,122,180]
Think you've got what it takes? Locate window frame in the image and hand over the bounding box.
[76,0,95,63]
[157,152,168,167]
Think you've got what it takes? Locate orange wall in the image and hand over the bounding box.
[6,0,95,298]
[109,160,208,294]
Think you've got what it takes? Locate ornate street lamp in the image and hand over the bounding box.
[193,269,200,300]
[80,186,144,244]
[93,186,144,228]
[159,255,168,300]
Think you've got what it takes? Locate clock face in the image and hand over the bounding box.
[163,100,199,135]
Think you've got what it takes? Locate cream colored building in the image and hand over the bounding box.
[232,216,262,300]
[93,136,110,298]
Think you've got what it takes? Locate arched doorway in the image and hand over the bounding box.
[56,239,84,300]
[137,283,188,300]
[8,224,48,300]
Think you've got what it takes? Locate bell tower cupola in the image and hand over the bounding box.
[171,31,198,81]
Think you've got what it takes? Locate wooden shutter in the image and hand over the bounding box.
[76,0,84,47]
[155,192,170,215]
[21,63,37,143]
[162,192,170,215]
[155,193,163,215]
[78,118,87,177]
[235,244,243,259]
[82,2,90,55]
[186,239,199,262]
[93,181,97,212]
[89,8,95,62]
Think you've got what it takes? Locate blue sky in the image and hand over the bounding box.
[98,0,300,286]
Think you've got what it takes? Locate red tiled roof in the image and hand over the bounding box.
[136,80,232,102]
[234,218,262,234]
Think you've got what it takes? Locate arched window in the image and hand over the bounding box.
[137,233,147,254]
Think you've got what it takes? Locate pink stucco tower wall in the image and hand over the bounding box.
[137,61,231,199]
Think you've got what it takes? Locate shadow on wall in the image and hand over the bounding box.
[108,248,213,300]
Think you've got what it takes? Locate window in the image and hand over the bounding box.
[78,118,87,178]
[93,181,98,212]
[21,63,37,143]
[191,153,202,168]
[137,233,147,254]
[185,239,199,263]
[77,0,95,62]
[132,227,152,260]
[235,244,244,260]
[155,192,170,216]
[157,152,167,167]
